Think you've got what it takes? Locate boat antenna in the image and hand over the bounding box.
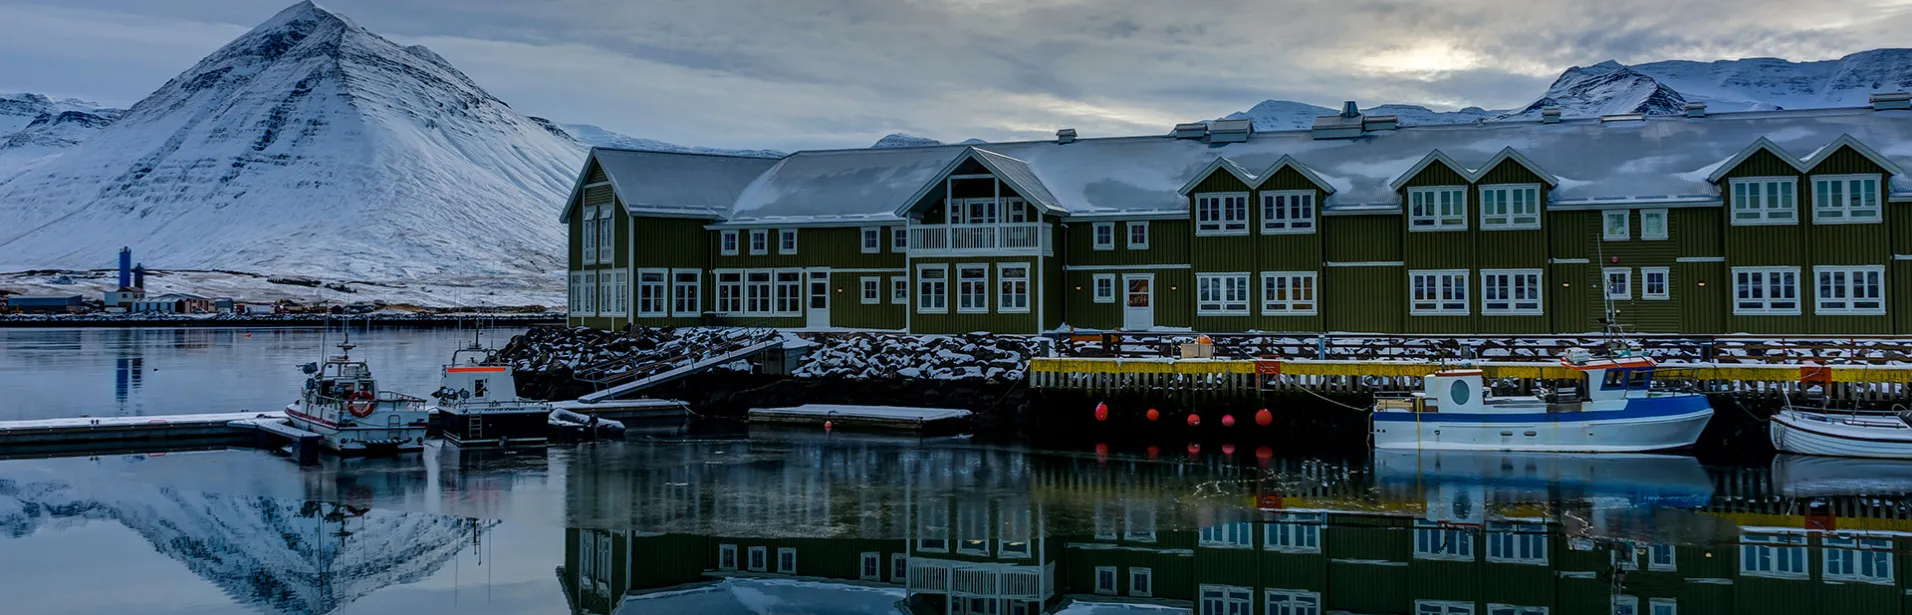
[1594,240,1626,357]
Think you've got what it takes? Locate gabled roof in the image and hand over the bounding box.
[1803,133,1906,176]
[1387,150,1473,191]
[558,148,780,222]
[890,147,1064,217]
[1472,147,1560,187]
[1176,157,1259,196]
[1702,137,1808,183]
[1252,155,1338,194]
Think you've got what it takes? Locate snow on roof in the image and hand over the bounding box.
[585,148,780,220]
[616,578,905,615]
[630,107,1912,221]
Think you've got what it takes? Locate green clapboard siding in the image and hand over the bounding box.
[1897,261,1912,335]
[1324,215,1404,263]
[1674,208,1723,258]
[832,271,907,329]
[1720,149,1809,268]
[1067,219,1190,266]
[626,216,714,329]
[910,256,1044,334]
[1323,266,1402,333]
[1588,208,1680,334]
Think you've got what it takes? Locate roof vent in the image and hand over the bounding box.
[1362,114,1399,131]
[1207,119,1253,143]
[1599,113,1646,123]
[1056,128,1077,144]
[1339,101,1360,118]
[1312,101,1364,140]
[1870,92,1911,111]
[1684,101,1707,118]
[1540,107,1562,124]
[1172,122,1208,139]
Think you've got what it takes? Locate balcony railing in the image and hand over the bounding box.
[908,223,1050,255]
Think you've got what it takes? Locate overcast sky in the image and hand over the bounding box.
[2,0,1909,151]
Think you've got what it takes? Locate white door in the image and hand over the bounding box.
[807,269,831,328]
[1122,274,1154,330]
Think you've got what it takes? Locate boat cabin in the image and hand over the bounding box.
[437,347,519,404]
[1395,352,1661,413]
[306,359,378,400]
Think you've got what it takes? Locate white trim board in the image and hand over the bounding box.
[1548,258,1591,264]
[1063,264,1193,271]
[1675,256,1726,263]
[1324,261,1404,267]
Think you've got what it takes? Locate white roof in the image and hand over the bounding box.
[561,148,779,221]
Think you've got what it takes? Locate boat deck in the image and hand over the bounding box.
[748,404,972,433]
[0,411,323,463]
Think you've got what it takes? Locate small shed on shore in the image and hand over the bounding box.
[6,295,85,313]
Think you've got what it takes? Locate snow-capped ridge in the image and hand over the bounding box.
[560,122,785,158]
[871,133,945,148]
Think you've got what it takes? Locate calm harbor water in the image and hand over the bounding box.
[4,329,1911,615]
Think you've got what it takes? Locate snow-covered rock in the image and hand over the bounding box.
[793,333,1041,381]
[1217,100,1498,132]
[869,133,982,148]
[1629,49,1912,112]
[0,93,123,181]
[558,122,785,158]
[1498,61,1688,120]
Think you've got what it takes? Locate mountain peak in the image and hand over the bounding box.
[871,133,943,148]
[256,0,353,33]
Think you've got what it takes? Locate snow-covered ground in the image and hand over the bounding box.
[618,577,905,615]
[0,267,561,308]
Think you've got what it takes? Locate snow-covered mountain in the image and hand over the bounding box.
[1629,49,1912,111]
[1219,100,1497,132]
[0,1,584,290]
[870,133,985,148]
[1496,61,1689,120]
[558,122,784,157]
[0,93,123,182]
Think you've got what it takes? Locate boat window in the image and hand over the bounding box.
[1602,370,1626,390]
[1627,369,1653,390]
[473,379,488,398]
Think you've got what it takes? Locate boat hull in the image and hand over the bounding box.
[432,406,551,447]
[1770,411,1912,459]
[285,404,428,455]
[1372,395,1713,453]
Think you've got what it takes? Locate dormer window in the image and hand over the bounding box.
[1260,191,1315,234]
[1729,177,1796,225]
[1478,185,1540,230]
[1407,187,1467,230]
[1195,193,1249,236]
[1811,175,1882,223]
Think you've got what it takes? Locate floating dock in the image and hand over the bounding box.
[552,398,692,422]
[0,411,324,463]
[748,404,972,434]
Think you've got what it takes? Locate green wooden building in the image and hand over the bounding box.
[562,102,1912,335]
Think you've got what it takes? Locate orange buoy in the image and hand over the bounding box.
[1094,442,1109,461]
[1255,446,1274,461]
[1094,402,1109,422]
[1221,414,1236,427]
[1186,442,1201,455]
[1221,443,1236,455]
[1145,445,1160,459]
[823,421,834,431]
[1145,408,1160,421]
[1186,414,1201,427]
[1255,408,1273,426]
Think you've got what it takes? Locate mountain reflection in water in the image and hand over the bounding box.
[5,436,1912,615]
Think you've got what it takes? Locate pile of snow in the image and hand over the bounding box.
[792,333,1043,381]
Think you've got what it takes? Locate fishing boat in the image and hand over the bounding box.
[1370,349,1714,453]
[286,333,429,455]
[428,341,552,447]
[1769,406,1912,459]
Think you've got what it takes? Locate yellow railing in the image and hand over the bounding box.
[1028,357,1912,384]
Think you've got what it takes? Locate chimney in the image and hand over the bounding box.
[1339,101,1360,118]
[118,247,132,290]
[134,265,145,290]
[1684,101,1707,118]
[1870,92,1911,111]
[1056,128,1077,144]
[1541,107,1562,124]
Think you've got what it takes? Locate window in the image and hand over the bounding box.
[748,229,769,255]
[918,266,948,313]
[957,264,989,313]
[716,271,743,314]
[1196,193,1250,235]
[1200,585,1252,615]
[1813,174,1883,223]
[720,230,739,255]
[1730,177,1798,225]
[718,544,738,571]
[1815,266,1885,315]
[1408,187,1467,230]
[1266,589,1321,615]
[1414,520,1474,560]
[1410,270,1469,316]
[670,270,699,316]
[631,269,663,316]
[1613,540,1640,570]
[1648,599,1676,615]
[597,207,614,263]
[1647,544,1677,571]
[747,546,767,572]
[1093,503,1117,540]
[1487,606,1547,615]
[1480,269,1542,315]
[1479,185,1540,229]
[1092,222,1115,250]
[1825,536,1894,582]
[1641,267,1669,300]
[1604,268,1632,300]
[568,273,583,315]
[860,228,880,253]
[1641,209,1668,240]
[1197,273,1251,316]
[776,547,796,574]
[777,229,798,254]
[1200,522,1253,548]
[581,206,598,265]
[957,500,989,554]
[919,498,949,552]
[581,272,597,315]
[1127,221,1150,248]
[998,264,1030,313]
[891,276,908,305]
[774,271,802,314]
[860,277,881,304]
[1129,568,1153,598]
[1124,503,1156,543]
[1262,191,1315,233]
[1261,272,1317,315]
[1740,532,1808,578]
[1094,566,1117,595]
[1266,513,1323,553]
[1092,274,1116,303]
[1733,267,1801,315]
[999,501,1031,557]
[892,553,908,583]
[1485,522,1548,565]
[600,272,618,316]
[892,227,908,252]
[1603,210,1630,240]
[1416,600,1475,615]
[1612,596,1639,615]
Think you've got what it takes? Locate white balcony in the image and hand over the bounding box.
[908,222,1051,256]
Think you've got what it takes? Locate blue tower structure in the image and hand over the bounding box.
[118,247,132,289]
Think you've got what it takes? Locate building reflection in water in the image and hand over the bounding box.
[560,436,1912,615]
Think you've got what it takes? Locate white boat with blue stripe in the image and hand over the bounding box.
[1371,351,1714,453]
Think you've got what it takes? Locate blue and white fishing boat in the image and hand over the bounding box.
[1370,350,1714,453]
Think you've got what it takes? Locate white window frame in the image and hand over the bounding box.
[891,553,908,583]
[581,205,599,265]
[1200,584,1252,615]
[1640,208,1669,240]
[1416,600,1476,615]
[744,271,773,314]
[1261,190,1316,234]
[1479,269,1542,315]
[860,227,880,253]
[597,206,615,264]
[917,265,948,314]
[1094,566,1117,595]
[1127,221,1150,249]
[1196,272,1251,316]
[1124,503,1156,543]
[1410,270,1469,316]
[1647,543,1677,572]
[1484,522,1549,565]
[774,269,803,315]
[777,229,798,255]
[998,501,1031,558]
[719,230,739,256]
[1729,177,1798,225]
[1733,266,1802,315]
[1261,272,1318,316]
[1642,267,1670,300]
[1092,274,1116,303]
[1129,567,1153,598]
[1823,535,1894,583]
[1413,520,1475,561]
[748,229,769,255]
[1612,596,1639,615]
[1488,606,1549,615]
[892,226,908,252]
[1266,589,1322,615]
[714,270,743,314]
[747,546,768,572]
[669,269,700,317]
[567,272,583,316]
[1602,210,1630,241]
[776,547,797,574]
[997,263,1030,313]
[860,276,882,305]
[956,263,990,314]
[1814,265,1886,315]
[891,276,908,305]
[859,551,881,581]
[1478,184,1541,230]
[1092,222,1116,250]
[1265,513,1323,553]
[1739,532,1809,579]
[1812,174,1883,224]
[1200,522,1253,548]
[1648,599,1676,615]
[1195,193,1250,236]
[1407,186,1467,231]
[1604,267,1632,301]
[718,544,738,571]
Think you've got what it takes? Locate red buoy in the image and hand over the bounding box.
[1094,402,1109,422]
[1145,445,1160,459]
[1221,443,1236,455]
[1145,408,1160,421]
[1094,442,1109,462]
[1255,408,1273,426]
[1255,446,1274,461]
[823,421,834,431]
[1221,414,1237,427]
[1186,414,1201,427]
[1186,442,1202,455]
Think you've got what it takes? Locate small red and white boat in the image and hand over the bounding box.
[286,335,429,455]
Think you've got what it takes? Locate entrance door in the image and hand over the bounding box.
[1122,274,1154,330]
[807,269,831,328]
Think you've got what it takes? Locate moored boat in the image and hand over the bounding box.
[1770,408,1912,459]
[1370,350,1713,453]
[428,342,552,447]
[286,335,429,455]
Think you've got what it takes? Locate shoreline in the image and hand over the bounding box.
[0,315,563,329]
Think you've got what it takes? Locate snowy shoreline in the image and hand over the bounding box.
[0,311,561,328]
